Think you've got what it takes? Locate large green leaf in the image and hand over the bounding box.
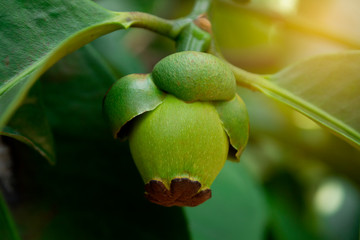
[185,161,268,240]
[0,0,173,130]
[268,51,360,147]
[0,0,177,163]
[0,83,55,164]
[0,0,111,128]
[233,51,360,148]
[0,191,21,240]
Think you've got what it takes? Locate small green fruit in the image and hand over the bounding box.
[103,53,249,207]
[129,95,229,207]
[152,51,236,102]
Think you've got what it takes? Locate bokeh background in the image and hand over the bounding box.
[1,0,360,239]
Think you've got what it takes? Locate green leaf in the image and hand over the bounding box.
[0,0,116,128]
[265,171,320,240]
[0,191,21,240]
[0,0,174,130]
[0,83,55,164]
[185,161,268,240]
[268,51,360,147]
[267,188,319,240]
[234,51,360,148]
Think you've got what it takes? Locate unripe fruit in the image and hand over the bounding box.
[103,52,250,207]
[129,95,229,207]
[152,51,236,102]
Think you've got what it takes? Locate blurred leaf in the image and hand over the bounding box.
[0,191,21,240]
[231,0,250,3]
[269,51,360,147]
[92,33,147,78]
[267,193,319,240]
[0,83,55,164]
[265,171,320,240]
[10,44,190,240]
[314,178,360,240]
[185,161,267,240]
[211,1,283,74]
[0,0,135,130]
[248,51,360,148]
[40,44,116,138]
[237,86,360,185]
[211,1,360,75]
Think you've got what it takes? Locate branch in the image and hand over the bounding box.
[112,12,190,39]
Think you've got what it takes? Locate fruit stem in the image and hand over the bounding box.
[176,22,212,52]
[112,12,190,39]
[111,1,213,52]
[175,0,213,52]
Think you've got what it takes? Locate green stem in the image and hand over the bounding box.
[112,12,190,39]
[230,64,267,91]
[112,3,214,52]
[0,191,21,240]
[175,0,213,52]
[189,0,212,18]
[176,22,212,52]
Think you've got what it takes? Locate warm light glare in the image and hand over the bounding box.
[314,181,345,216]
[253,0,299,14]
[276,0,299,14]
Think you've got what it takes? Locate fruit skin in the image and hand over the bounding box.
[214,95,249,161]
[103,74,165,139]
[129,95,229,206]
[151,51,236,102]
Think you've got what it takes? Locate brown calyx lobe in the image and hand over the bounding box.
[144,178,211,207]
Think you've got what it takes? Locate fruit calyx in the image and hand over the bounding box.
[145,178,211,207]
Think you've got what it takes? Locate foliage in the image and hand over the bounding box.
[0,0,359,239]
